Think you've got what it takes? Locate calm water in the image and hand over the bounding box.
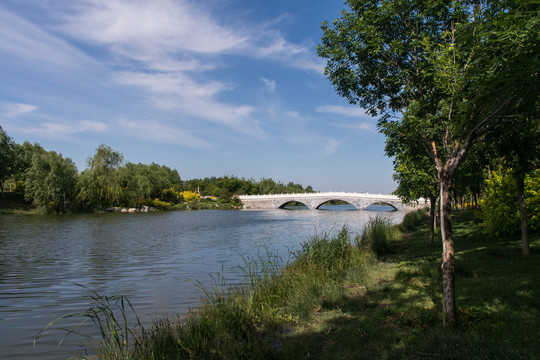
[0,206,401,359]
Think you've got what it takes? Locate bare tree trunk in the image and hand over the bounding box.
[516,176,530,256]
[429,195,437,245]
[440,171,457,326]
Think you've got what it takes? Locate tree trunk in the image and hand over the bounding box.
[515,176,530,256]
[440,171,457,326]
[429,195,437,245]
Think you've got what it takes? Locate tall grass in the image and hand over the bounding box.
[399,208,430,233]
[358,215,401,256]
[35,285,142,359]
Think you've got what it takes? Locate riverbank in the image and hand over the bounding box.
[0,192,36,214]
[51,209,539,359]
[0,192,241,214]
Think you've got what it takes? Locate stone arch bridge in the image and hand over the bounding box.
[238,192,425,212]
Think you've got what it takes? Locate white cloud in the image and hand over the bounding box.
[317,105,378,133]
[0,6,98,69]
[260,78,276,92]
[113,71,263,136]
[59,0,249,68]
[342,122,377,133]
[316,105,373,118]
[322,138,340,155]
[13,120,108,138]
[117,119,211,148]
[3,103,37,118]
[253,36,324,73]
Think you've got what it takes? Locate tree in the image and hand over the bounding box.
[489,117,540,255]
[0,127,16,196]
[319,0,538,325]
[383,121,439,244]
[24,151,78,212]
[77,145,124,208]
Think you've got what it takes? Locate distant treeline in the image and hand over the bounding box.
[0,129,314,213]
[184,177,314,200]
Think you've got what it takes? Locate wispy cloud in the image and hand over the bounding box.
[51,0,320,135]
[114,71,263,135]
[117,119,211,148]
[317,105,378,133]
[0,6,98,70]
[260,78,276,92]
[338,122,378,133]
[316,105,372,118]
[2,103,37,118]
[322,138,341,155]
[13,120,108,138]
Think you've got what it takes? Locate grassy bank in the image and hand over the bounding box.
[45,210,540,359]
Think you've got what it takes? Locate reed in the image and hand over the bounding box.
[358,215,400,256]
[35,285,142,359]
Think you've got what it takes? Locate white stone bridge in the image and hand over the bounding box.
[238,192,424,212]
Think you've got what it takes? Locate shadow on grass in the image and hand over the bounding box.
[276,213,540,360]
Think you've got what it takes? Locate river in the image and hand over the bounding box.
[0,206,402,359]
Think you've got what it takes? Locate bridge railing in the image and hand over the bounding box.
[237,192,401,200]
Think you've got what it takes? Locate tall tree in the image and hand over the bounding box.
[77,144,124,208]
[0,127,16,196]
[318,0,538,325]
[24,151,78,212]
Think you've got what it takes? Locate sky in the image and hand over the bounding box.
[0,0,397,194]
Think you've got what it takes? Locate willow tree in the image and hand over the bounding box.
[318,0,538,325]
[77,144,124,208]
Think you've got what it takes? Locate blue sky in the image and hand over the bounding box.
[0,0,397,194]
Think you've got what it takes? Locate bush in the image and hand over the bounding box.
[293,225,354,273]
[399,208,429,232]
[478,167,540,236]
[151,198,173,210]
[359,216,399,256]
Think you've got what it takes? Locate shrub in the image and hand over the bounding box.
[293,225,354,273]
[400,208,429,232]
[151,198,173,210]
[359,216,399,256]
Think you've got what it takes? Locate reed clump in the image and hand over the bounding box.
[358,215,401,256]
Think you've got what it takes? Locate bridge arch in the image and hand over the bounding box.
[313,198,357,210]
[365,201,398,211]
[278,200,309,209]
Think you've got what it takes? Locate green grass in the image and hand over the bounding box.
[41,209,540,359]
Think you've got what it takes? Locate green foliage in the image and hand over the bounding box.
[480,167,540,235]
[184,176,315,198]
[293,226,354,274]
[0,127,16,194]
[151,198,173,210]
[400,208,430,233]
[24,151,78,213]
[359,216,400,256]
